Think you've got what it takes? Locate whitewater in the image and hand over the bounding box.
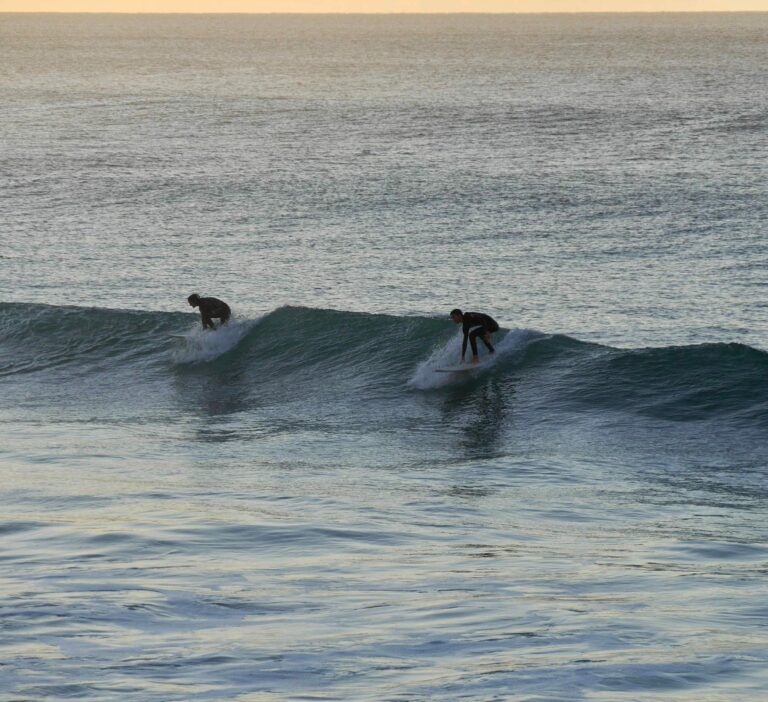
[2,12,768,702]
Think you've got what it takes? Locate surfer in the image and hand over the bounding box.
[187,294,231,330]
[450,309,499,364]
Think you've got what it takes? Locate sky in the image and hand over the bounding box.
[2,1,768,11]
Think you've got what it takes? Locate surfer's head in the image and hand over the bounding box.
[187,293,201,307]
[450,309,463,324]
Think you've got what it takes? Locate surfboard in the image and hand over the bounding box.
[435,364,488,373]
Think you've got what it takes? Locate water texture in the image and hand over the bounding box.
[1,13,768,702]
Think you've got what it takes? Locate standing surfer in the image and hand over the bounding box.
[188,294,231,330]
[450,309,499,364]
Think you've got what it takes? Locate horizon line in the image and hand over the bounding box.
[2,10,768,14]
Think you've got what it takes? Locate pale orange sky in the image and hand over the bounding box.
[2,1,768,11]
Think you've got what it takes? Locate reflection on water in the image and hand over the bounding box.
[438,377,514,461]
[173,361,257,444]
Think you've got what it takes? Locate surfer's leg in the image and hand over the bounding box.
[469,328,481,360]
[482,330,495,353]
[212,311,231,329]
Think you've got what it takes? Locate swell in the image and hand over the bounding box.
[2,302,767,423]
[524,336,768,422]
[0,302,183,378]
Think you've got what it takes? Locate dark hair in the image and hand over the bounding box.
[188,293,200,305]
[450,308,462,317]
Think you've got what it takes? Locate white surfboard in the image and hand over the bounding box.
[435,363,489,373]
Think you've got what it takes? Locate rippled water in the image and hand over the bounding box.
[2,13,768,702]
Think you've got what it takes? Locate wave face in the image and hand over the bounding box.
[2,302,767,427]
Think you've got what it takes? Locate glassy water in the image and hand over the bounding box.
[2,13,767,701]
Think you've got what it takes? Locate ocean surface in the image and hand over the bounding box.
[2,12,768,702]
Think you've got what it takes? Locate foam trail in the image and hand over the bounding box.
[171,317,260,364]
[408,328,539,390]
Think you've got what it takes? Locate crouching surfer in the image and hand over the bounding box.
[187,293,231,330]
[450,308,499,364]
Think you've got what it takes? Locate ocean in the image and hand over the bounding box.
[1,12,767,701]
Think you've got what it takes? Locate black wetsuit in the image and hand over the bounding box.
[197,297,231,329]
[461,312,499,359]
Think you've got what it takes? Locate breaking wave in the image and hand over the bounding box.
[2,302,767,424]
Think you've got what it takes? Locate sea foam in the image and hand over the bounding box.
[408,327,541,390]
[171,317,259,364]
